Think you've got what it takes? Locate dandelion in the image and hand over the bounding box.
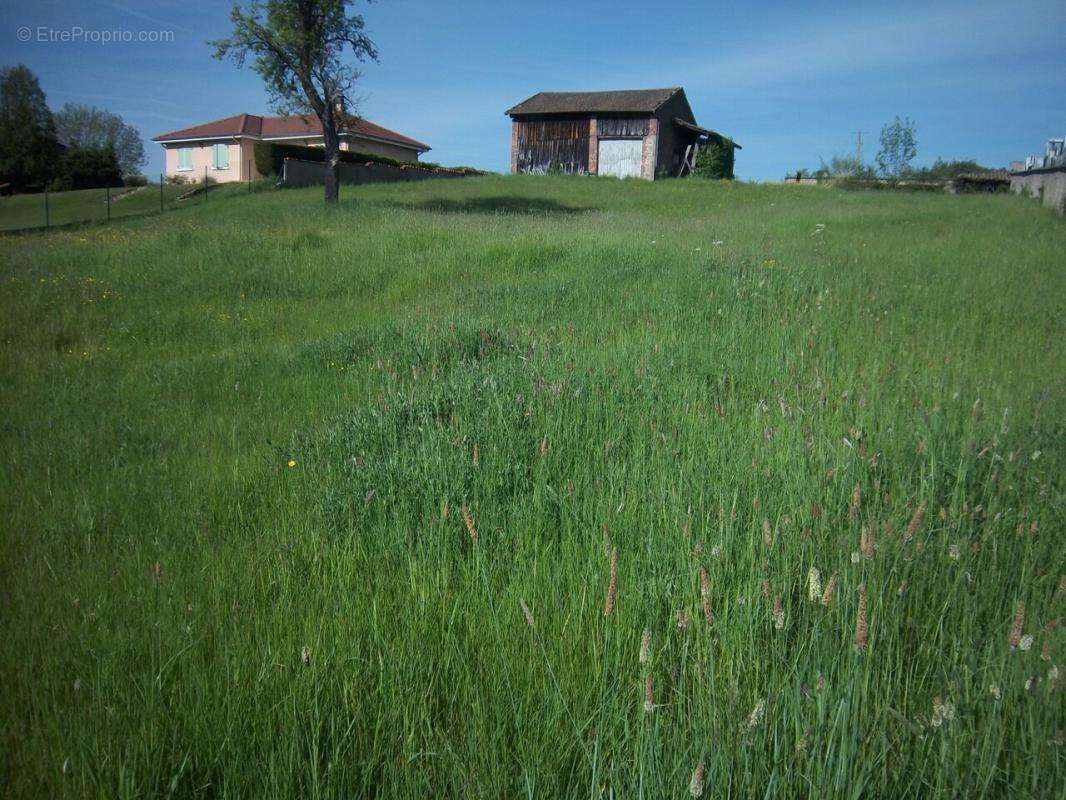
[287,459,297,468]
[640,628,652,664]
[860,525,876,559]
[604,546,618,617]
[1008,600,1025,649]
[461,506,478,545]
[700,568,713,625]
[689,763,706,798]
[821,573,839,607]
[743,698,766,732]
[807,567,822,602]
[772,594,785,630]
[301,645,312,665]
[644,673,655,713]
[904,502,925,542]
[850,483,862,519]
[519,598,535,628]
[854,583,869,652]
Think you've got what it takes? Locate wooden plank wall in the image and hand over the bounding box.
[514,117,590,174]
[596,117,650,138]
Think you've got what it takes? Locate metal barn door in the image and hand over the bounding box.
[597,138,643,178]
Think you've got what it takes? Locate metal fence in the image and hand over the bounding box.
[0,163,263,234]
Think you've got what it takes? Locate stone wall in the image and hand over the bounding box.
[1010,168,1066,214]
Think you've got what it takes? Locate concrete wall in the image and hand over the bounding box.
[281,158,466,188]
[163,140,246,183]
[1010,168,1066,214]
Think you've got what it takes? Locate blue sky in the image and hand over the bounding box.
[2,0,1064,180]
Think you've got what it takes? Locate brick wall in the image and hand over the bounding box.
[588,117,599,174]
[640,117,659,180]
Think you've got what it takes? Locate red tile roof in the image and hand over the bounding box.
[153,113,430,151]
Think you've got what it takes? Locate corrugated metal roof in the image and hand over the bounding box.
[506,87,683,116]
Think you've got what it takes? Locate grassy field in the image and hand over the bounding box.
[0,176,1063,798]
[0,182,240,232]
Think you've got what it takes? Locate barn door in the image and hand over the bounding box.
[597,138,643,178]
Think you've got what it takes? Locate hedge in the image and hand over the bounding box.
[253,141,483,178]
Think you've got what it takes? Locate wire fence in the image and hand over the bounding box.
[0,163,265,234]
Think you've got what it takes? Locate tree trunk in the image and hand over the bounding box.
[322,123,340,204]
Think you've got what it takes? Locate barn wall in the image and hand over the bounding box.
[512,116,590,175]
[654,92,697,178]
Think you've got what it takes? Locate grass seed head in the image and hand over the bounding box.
[821,573,839,607]
[604,546,618,617]
[689,763,706,798]
[461,505,478,545]
[773,594,785,630]
[640,627,652,664]
[904,502,926,542]
[1008,600,1025,649]
[700,568,713,625]
[860,525,876,559]
[644,672,655,713]
[762,519,773,548]
[850,483,862,519]
[854,583,869,652]
[519,598,535,628]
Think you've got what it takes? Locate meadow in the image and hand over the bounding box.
[0,175,1063,798]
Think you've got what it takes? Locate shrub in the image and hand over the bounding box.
[123,173,148,187]
[49,144,123,191]
[165,174,189,185]
[692,140,735,180]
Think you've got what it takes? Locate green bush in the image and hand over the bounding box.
[251,141,485,178]
[49,144,123,191]
[692,140,735,180]
[123,173,148,187]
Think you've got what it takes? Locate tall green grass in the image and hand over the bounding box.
[1,176,1063,798]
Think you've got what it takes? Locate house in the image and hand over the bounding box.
[152,113,431,183]
[505,86,738,180]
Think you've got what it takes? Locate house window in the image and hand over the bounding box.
[212,143,230,170]
[177,147,193,171]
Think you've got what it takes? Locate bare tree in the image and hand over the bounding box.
[211,0,378,203]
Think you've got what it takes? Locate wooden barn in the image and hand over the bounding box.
[505,86,738,180]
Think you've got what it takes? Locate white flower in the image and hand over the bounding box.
[301,645,312,665]
[807,567,822,602]
[989,685,1001,700]
[851,551,861,564]
[948,544,960,560]
[1020,635,1035,651]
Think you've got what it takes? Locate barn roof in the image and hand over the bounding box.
[152,113,430,151]
[506,87,684,116]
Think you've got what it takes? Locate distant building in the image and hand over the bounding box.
[505,87,738,180]
[153,113,430,183]
[1010,137,1066,214]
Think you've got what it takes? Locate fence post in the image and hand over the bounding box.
[44,191,49,229]
[106,186,111,222]
[160,174,164,213]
